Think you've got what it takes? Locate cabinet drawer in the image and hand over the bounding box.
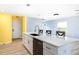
[43,48,55,55]
[43,51,52,55]
[43,42,58,54]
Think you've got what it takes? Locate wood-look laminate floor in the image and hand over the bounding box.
[0,39,30,55]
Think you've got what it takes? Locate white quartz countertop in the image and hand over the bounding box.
[23,32,79,47]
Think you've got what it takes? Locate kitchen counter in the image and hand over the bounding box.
[23,32,79,47]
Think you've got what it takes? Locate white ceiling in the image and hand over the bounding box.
[0,4,79,20]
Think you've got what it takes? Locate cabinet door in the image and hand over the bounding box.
[67,42,79,55]
[22,34,29,50]
[22,34,33,54]
[58,44,71,55]
[12,20,22,38]
[27,36,33,54]
[43,42,58,55]
[43,48,54,55]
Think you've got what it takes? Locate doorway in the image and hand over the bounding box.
[12,16,22,39]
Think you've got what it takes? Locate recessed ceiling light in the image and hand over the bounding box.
[75,12,79,15]
[26,4,30,7]
[74,10,79,11]
[53,13,59,16]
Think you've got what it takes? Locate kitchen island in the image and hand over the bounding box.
[22,32,79,55]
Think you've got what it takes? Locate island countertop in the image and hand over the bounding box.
[23,32,79,47]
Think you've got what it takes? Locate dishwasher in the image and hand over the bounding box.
[33,38,43,55]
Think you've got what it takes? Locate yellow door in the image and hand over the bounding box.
[0,13,12,43]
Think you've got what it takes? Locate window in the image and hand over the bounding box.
[57,21,67,28]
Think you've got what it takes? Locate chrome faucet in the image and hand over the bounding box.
[34,25,39,34]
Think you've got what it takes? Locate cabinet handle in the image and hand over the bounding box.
[46,46,51,50]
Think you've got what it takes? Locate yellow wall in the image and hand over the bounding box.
[0,13,27,44]
[22,16,27,33]
[0,13,12,43]
[12,16,19,20]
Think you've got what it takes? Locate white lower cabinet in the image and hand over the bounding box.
[43,42,58,55]
[43,42,71,55]
[66,42,79,55]
[43,41,79,55]
[58,45,71,55]
[43,49,53,55]
[28,37,33,54]
[22,34,33,54]
[22,33,79,55]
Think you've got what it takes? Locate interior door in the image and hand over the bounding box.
[12,20,22,38]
